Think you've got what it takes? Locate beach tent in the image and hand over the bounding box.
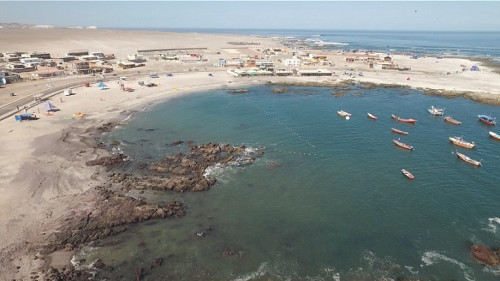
[470,65,480,71]
[98,82,107,88]
[437,55,443,59]
[43,101,56,112]
[412,54,419,59]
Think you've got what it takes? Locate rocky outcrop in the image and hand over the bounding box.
[85,153,127,167]
[43,188,185,254]
[106,142,263,193]
[471,244,500,265]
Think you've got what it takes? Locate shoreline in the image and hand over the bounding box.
[1,28,500,279]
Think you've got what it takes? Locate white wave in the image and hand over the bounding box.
[203,163,226,178]
[231,262,269,281]
[483,217,500,234]
[421,251,475,281]
[305,38,349,46]
[323,267,341,281]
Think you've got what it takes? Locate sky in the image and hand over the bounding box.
[1,1,500,31]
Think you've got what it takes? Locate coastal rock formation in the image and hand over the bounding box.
[222,248,245,259]
[271,87,289,94]
[43,188,185,254]
[107,143,263,193]
[471,244,500,265]
[85,153,128,167]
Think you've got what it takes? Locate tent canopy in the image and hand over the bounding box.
[98,82,107,87]
[44,101,56,111]
[470,65,480,71]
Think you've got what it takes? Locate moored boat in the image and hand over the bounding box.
[428,106,444,116]
[456,151,481,167]
[337,110,351,117]
[393,139,414,150]
[391,128,409,135]
[391,114,417,124]
[401,169,415,180]
[367,112,377,120]
[449,136,476,149]
[444,116,461,125]
[489,131,500,141]
[478,115,496,126]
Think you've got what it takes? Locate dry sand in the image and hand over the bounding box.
[1,28,500,279]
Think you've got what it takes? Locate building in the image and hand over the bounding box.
[31,67,65,79]
[0,70,22,83]
[70,60,91,74]
[283,58,301,67]
[297,69,333,76]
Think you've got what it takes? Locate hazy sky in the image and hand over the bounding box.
[1,1,500,31]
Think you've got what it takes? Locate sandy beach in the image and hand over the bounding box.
[1,28,500,279]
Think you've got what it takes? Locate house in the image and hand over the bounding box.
[70,60,91,74]
[127,54,146,63]
[283,58,301,67]
[275,69,294,76]
[31,67,65,79]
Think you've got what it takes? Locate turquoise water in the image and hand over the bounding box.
[84,85,500,280]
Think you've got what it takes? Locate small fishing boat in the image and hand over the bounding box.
[444,116,461,125]
[478,115,496,126]
[393,139,414,150]
[456,151,481,167]
[401,169,415,180]
[489,131,500,141]
[337,110,352,117]
[449,136,476,149]
[428,106,444,116]
[367,112,377,120]
[391,114,417,124]
[391,128,409,135]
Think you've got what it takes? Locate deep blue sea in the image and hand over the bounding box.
[125,28,500,61]
[79,84,500,281]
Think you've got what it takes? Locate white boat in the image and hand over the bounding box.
[337,110,351,117]
[428,106,444,116]
[489,131,500,141]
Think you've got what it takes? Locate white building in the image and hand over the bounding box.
[19,57,42,65]
[283,58,301,67]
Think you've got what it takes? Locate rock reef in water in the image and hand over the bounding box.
[108,142,263,193]
[43,187,185,254]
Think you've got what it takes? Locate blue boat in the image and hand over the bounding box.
[478,115,496,126]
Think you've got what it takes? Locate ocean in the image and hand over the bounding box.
[130,28,500,61]
[74,28,500,280]
[78,84,500,281]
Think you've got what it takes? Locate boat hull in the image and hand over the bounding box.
[444,116,461,125]
[391,128,408,135]
[489,131,500,141]
[478,115,496,126]
[367,113,377,120]
[456,152,481,166]
[401,169,415,179]
[392,114,417,124]
[393,139,413,150]
[449,137,476,149]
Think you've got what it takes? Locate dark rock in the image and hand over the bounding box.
[43,189,185,254]
[471,244,500,265]
[171,140,183,145]
[222,248,245,259]
[135,267,144,281]
[85,153,127,167]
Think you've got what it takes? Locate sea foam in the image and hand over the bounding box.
[421,251,474,281]
[483,217,500,234]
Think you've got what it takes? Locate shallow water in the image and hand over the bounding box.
[82,85,500,280]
